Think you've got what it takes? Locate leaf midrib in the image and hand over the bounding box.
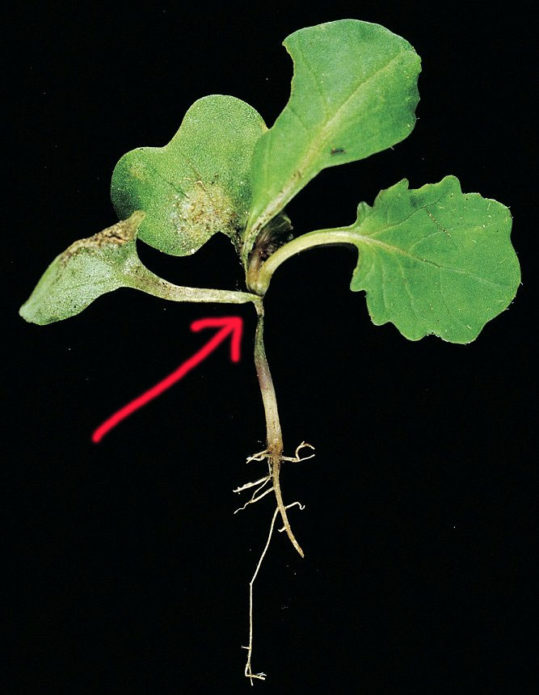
[353,232,511,291]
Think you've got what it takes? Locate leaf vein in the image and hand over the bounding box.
[296,40,329,118]
[322,51,405,138]
[394,254,422,326]
[357,236,511,290]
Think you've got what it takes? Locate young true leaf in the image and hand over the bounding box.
[242,19,421,265]
[258,177,519,343]
[19,211,256,325]
[111,95,267,257]
[348,177,520,342]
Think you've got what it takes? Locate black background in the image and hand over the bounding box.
[7,1,536,693]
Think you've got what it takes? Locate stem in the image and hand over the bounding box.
[251,228,357,294]
[253,301,304,558]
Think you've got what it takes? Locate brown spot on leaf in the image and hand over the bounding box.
[61,211,144,262]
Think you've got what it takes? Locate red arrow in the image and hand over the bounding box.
[91,316,243,443]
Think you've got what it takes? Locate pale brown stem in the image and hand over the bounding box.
[253,302,304,558]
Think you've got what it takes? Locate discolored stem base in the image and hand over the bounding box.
[253,301,304,557]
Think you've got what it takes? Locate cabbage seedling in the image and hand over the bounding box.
[20,19,520,683]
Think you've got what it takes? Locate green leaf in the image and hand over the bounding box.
[19,210,259,325]
[347,176,520,343]
[111,95,267,257]
[243,19,421,264]
[20,212,150,325]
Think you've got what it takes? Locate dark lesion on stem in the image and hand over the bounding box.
[246,211,293,293]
